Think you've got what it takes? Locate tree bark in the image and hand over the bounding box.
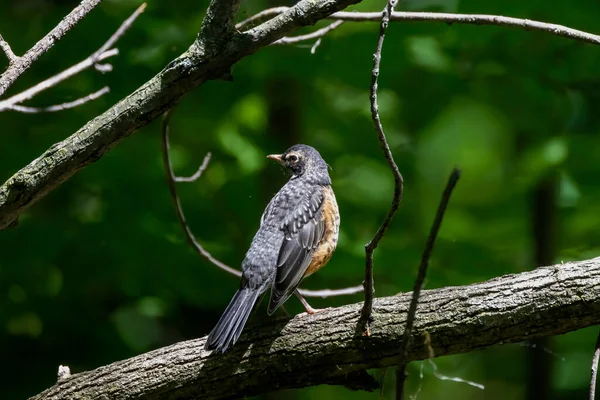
[31,257,600,400]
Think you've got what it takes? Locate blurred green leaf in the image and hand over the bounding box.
[6,312,43,338]
[112,306,162,352]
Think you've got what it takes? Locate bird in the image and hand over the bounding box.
[204,144,340,353]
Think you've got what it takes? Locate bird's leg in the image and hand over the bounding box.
[295,291,320,315]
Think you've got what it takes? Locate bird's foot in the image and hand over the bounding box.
[302,304,321,315]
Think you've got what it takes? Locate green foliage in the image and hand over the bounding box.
[2,0,600,399]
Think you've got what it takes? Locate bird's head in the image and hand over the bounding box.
[267,144,330,183]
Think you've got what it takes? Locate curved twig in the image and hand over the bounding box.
[161,108,242,278]
[273,20,345,46]
[237,8,600,46]
[5,87,109,113]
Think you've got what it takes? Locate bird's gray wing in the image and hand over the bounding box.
[267,186,325,315]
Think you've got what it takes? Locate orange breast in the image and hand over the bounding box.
[305,185,339,277]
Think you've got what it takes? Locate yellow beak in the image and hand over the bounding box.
[266,154,284,164]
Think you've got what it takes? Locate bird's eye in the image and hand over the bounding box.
[287,154,298,163]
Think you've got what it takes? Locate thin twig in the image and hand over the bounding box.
[6,87,109,113]
[174,155,212,183]
[296,285,363,298]
[361,0,404,327]
[237,8,600,47]
[0,33,18,64]
[236,7,289,30]
[0,4,145,112]
[591,330,600,400]
[161,107,242,278]
[0,49,118,112]
[396,168,461,400]
[273,21,345,45]
[97,3,147,55]
[422,332,485,391]
[161,107,360,299]
[0,0,102,96]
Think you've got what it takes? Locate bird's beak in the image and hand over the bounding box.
[267,154,284,164]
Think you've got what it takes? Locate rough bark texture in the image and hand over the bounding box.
[31,257,600,400]
[0,0,361,230]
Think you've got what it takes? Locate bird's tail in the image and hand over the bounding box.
[205,288,259,353]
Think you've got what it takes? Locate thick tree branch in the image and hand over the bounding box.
[30,257,600,400]
[0,0,361,231]
[0,0,101,96]
[199,0,243,45]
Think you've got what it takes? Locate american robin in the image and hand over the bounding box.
[205,144,340,353]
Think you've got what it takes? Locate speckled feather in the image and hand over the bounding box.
[205,144,339,353]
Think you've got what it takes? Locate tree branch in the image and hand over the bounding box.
[362,0,404,326]
[3,3,600,230]
[0,0,102,96]
[0,0,361,231]
[0,33,18,64]
[5,86,110,113]
[199,0,243,44]
[239,9,600,46]
[0,4,145,113]
[161,107,243,278]
[273,20,345,45]
[30,257,600,400]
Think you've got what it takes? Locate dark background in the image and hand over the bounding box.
[2,0,600,398]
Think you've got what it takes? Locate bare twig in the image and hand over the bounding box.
[173,154,212,183]
[591,330,600,400]
[0,33,18,64]
[97,3,147,55]
[0,49,118,112]
[422,332,484,391]
[6,87,109,113]
[297,285,363,298]
[362,0,404,327]
[273,21,345,46]
[161,108,360,299]
[236,7,289,31]
[161,108,242,278]
[396,168,461,399]
[0,4,146,113]
[0,0,101,96]
[237,8,600,46]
